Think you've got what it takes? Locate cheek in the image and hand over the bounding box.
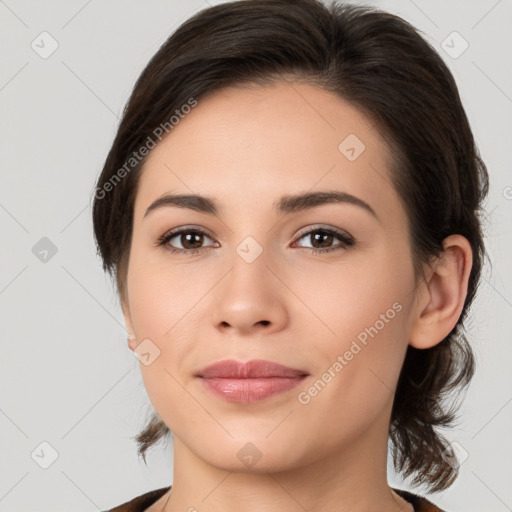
[294,247,413,404]
[290,245,411,338]
[127,245,209,337]
[127,263,201,426]
[125,257,188,383]
[295,302,410,449]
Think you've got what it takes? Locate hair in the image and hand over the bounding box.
[91,0,489,493]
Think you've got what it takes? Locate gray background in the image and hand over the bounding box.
[0,0,511,511]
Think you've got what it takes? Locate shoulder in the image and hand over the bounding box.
[393,487,447,512]
[102,486,171,512]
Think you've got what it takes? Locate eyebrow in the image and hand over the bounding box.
[143,190,379,221]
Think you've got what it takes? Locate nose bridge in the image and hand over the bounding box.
[209,232,287,333]
[227,233,271,300]
[235,233,267,266]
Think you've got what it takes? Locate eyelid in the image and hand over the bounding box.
[293,223,352,241]
[291,224,355,250]
[157,224,354,253]
[157,225,217,245]
[159,224,215,239]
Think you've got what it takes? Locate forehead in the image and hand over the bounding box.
[134,81,401,223]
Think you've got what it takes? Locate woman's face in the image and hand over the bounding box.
[123,81,421,472]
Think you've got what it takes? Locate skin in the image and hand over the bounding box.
[120,80,472,512]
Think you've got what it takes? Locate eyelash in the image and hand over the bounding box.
[156,225,355,255]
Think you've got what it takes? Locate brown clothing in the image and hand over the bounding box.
[103,485,446,511]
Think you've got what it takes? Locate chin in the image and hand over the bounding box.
[188,433,310,474]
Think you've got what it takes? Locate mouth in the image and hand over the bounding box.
[195,359,309,403]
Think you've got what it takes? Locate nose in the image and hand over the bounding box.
[209,251,288,336]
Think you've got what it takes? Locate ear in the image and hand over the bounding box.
[121,298,137,352]
[409,235,473,349]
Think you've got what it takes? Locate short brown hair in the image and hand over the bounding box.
[92,0,489,492]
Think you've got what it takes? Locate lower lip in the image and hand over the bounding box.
[199,376,307,403]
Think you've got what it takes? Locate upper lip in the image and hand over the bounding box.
[196,359,309,379]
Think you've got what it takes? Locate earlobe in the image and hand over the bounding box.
[409,235,473,350]
[121,300,137,351]
[127,331,137,351]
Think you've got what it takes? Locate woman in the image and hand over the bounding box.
[92,0,489,510]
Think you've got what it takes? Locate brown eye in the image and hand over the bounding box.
[293,227,354,253]
[157,228,217,254]
[175,231,204,250]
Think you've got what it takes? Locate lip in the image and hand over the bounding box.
[196,359,309,403]
[196,359,308,379]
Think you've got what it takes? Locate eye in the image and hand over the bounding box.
[157,227,218,254]
[157,225,354,255]
[292,226,355,253]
